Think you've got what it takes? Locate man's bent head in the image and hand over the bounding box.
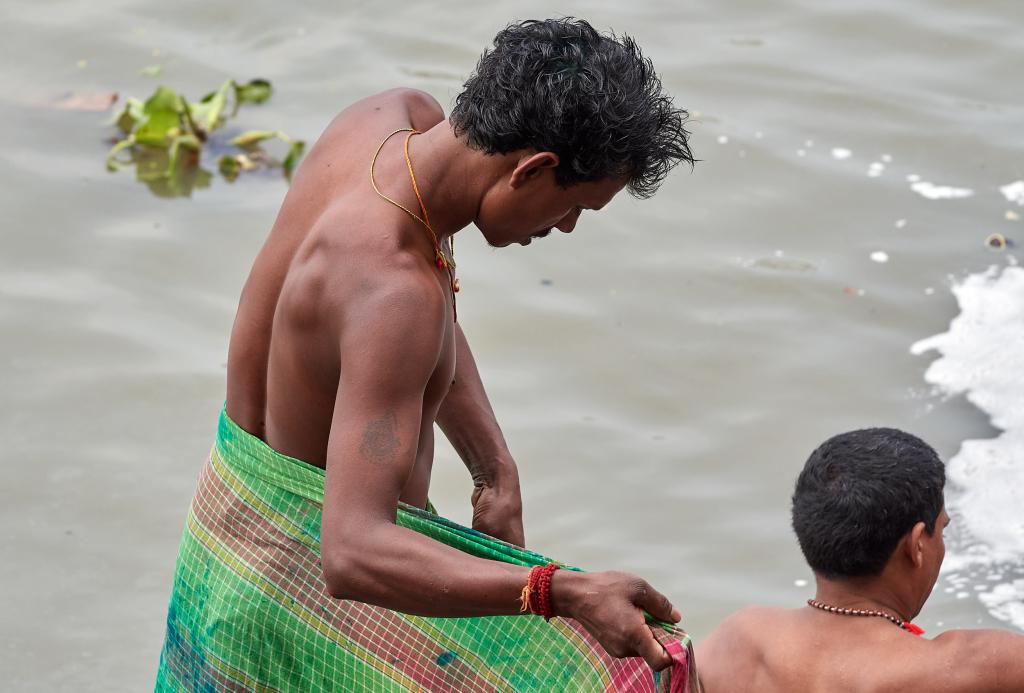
[451,18,693,246]
[792,428,947,588]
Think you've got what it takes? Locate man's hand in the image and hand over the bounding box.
[552,570,680,671]
[436,323,527,546]
[471,480,525,547]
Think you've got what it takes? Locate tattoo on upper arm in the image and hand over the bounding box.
[359,412,400,465]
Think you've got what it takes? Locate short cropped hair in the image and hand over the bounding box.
[791,428,945,579]
[450,18,693,199]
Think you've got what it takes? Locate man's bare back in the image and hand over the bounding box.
[698,606,1023,693]
[225,88,452,507]
[697,429,1024,693]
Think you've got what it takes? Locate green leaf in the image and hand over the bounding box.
[111,97,145,135]
[134,86,184,146]
[218,154,241,182]
[167,133,201,172]
[283,139,305,179]
[234,79,272,105]
[106,135,136,171]
[229,129,280,148]
[188,80,232,134]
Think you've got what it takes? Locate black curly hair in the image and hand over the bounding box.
[450,18,693,199]
[792,428,946,579]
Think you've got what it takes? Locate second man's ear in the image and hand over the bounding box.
[907,521,928,568]
[510,152,560,188]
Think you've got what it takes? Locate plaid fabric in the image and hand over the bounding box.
[155,409,697,692]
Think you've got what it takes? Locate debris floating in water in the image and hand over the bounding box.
[910,181,974,200]
[985,233,1008,251]
[104,78,305,197]
[717,135,729,144]
[867,161,885,178]
[51,92,118,112]
[870,251,889,263]
[830,147,852,160]
[1007,210,1021,221]
[1000,180,1024,206]
[895,219,908,229]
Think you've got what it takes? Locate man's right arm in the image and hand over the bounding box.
[318,271,680,670]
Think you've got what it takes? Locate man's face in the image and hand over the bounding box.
[476,165,628,248]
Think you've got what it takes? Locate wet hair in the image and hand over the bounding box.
[791,428,945,579]
[450,18,693,199]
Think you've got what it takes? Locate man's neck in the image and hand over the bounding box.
[813,577,917,623]
[402,122,512,241]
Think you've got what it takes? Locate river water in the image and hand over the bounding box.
[1,0,1021,689]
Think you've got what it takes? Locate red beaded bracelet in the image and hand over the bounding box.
[519,563,560,620]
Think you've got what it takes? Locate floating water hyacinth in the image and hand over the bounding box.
[106,79,305,197]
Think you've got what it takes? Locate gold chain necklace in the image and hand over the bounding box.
[369,128,458,321]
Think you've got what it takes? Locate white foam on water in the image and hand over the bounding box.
[1000,180,1024,206]
[910,181,974,200]
[831,147,852,160]
[911,265,1024,629]
[870,251,889,263]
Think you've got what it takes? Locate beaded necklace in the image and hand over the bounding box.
[369,128,459,321]
[807,599,925,635]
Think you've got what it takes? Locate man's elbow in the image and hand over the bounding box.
[321,546,366,600]
[321,524,378,600]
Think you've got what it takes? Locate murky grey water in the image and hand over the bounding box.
[2,0,1022,689]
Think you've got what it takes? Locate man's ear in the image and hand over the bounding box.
[905,521,927,569]
[509,152,560,189]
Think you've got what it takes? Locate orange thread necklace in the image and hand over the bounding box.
[370,128,459,321]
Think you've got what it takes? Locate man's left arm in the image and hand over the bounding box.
[436,322,525,547]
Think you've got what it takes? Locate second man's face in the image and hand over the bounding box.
[476,167,627,248]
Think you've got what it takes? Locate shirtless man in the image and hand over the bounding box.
[224,19,693,671]
[697,428,1024,692]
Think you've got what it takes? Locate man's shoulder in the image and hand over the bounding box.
[712,605,789,634]
[927,625,1024,656]
[869,628,1024,693]
[335,88,445,131]
[697,607,784,665]
[696,607,784,693]
[928,626,1024,660]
